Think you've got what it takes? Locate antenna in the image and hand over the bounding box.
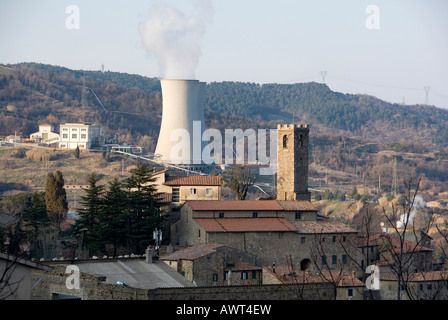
[424,86,430,105]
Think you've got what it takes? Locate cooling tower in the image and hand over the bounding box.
[155,79,207,166]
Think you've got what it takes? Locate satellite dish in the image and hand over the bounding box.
[380,222,384,227]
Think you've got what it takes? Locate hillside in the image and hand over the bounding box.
[1,62,448,150]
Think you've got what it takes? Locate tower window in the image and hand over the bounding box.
[282,135,288,148]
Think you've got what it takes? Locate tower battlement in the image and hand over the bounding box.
[277,123,310,130]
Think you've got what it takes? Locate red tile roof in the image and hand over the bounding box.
[291,217,357,234]
[194,218,296,232]
[277,200,318,211]
[164,175,222,186]
[264,266,364,286]
[187,200,283,211]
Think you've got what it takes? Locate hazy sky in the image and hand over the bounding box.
[1,0,447,109]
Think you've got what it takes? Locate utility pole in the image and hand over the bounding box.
[424,86,430,105]
[392,158,397,196]
[320,71,327,84]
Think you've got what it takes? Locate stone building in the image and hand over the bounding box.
[160,243,261,286]
[262,265,365,300]
[169,199,359,272]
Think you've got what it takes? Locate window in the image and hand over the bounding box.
[253,212,258,218]
[213,274,218,282]
[347,288,353,298]
[81,134,87,139]
[190,188,197,195]
[301,237,306,244]
[62,128,68,131]
[219,212,224,218]
[81,128,87,132]
[332,236,336,242]
[241,271,248,280]
[71,134,77,139]
[198,229,201,237]
[224,272,229,280]
[427,283,433,290]
[172,188,180,202]
[62,134,68,139]
[322,255,327,265]
[295,212,301,220]
[342,254,347,265]
[205,188,212,196]
[283,135,288,148]
[332,255,337,265]
[252,271,257,279]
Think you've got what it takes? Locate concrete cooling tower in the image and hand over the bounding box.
[155,79,209,170]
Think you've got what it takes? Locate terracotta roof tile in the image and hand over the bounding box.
[265,266,364,286]
[291,218,357,234]
[187,200,283,211]
[277,200,318,211]
[194,218,297,232]
[164,175,222,186]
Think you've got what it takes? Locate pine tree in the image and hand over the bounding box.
[23,192,48,258]
[124,159,165,254]
[75,172,104,256]
[99,177,128,256]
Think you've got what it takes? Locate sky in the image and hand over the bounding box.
[1,0,447,109]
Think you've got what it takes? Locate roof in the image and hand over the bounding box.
[186,200,283,211]
[161,243,224,261]
[164,175,222,186]
[264,266,364,287]
[358,234,433,253]
[52,258,193,289]
[226,262,262,272]
[291,217,358,234]
[194,218,297,232]
[277,200,318,211]
[380,270,448,282]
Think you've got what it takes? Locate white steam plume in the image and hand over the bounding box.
[138,1,213,80]
[396,195,426,229]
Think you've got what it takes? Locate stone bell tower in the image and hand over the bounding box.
[276,124,311,201]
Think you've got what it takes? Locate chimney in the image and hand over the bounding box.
[145,246,154,263]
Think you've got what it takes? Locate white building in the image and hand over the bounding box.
[30,123,60,143]
[58,123,104,150]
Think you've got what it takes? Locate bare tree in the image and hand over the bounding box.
[224,166,257,200]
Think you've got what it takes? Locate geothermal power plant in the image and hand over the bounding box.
[154,79,209,170]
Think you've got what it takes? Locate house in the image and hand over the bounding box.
[58,123,104,150]
[170,199,360,273]
[262,265,365,300]
[380,270,448,300]
[358,233,434,276]
[0,253,52,300]
[30,123,60,144]
[160,243,261,286]
[151,169,222,208]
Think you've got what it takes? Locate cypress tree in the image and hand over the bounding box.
[45,171,68,231]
